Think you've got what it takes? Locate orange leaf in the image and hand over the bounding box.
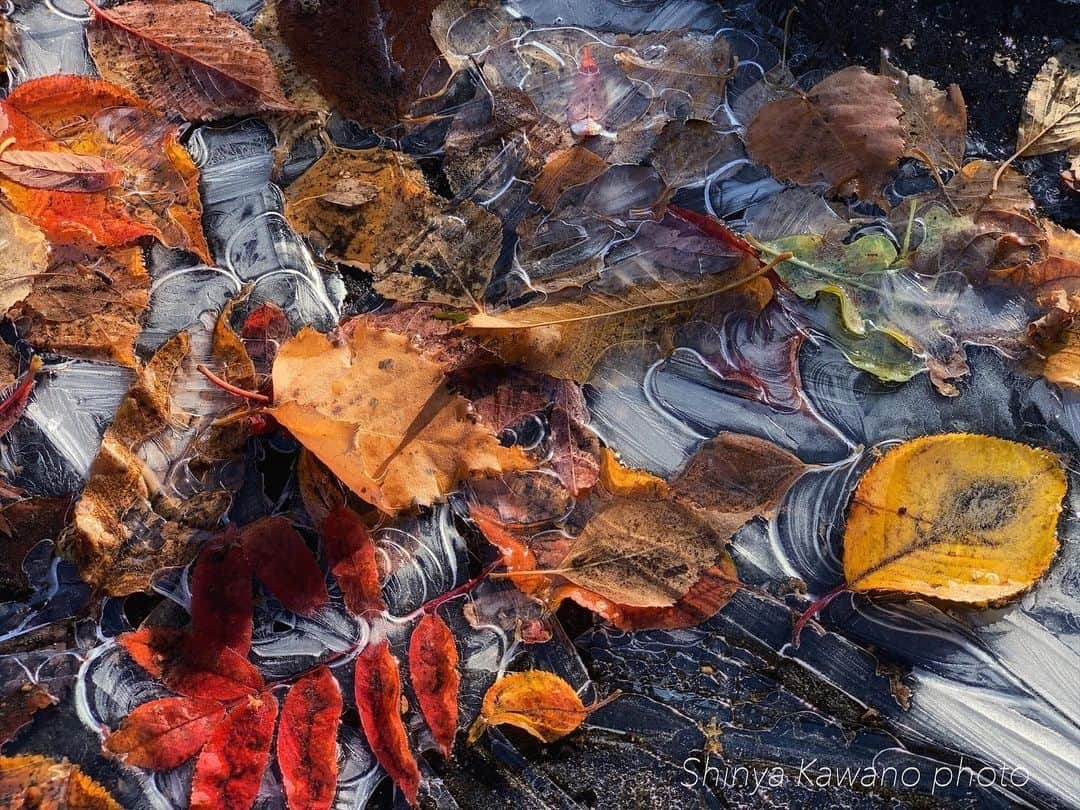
[104,696,224,770]
[469,670,587,744]
[408,613,459,757]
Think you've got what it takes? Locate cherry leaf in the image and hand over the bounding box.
[104,696,224,770]
[278,666,342,810]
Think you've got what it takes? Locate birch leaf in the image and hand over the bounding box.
[468,671,586,744]
[1016,44,1080,156]
[844,434,1067,603]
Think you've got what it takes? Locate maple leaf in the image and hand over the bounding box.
[269,321,532,514]
[409,613,459,757]
[104,696,224,770]
[354,640,421,806]
[278,666,342,810]
[190,693,278,810]
[85,0,294,122]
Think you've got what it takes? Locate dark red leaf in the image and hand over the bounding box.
[322,507,385,617]
[277,666,342,810]
[190,692,278,810]
[0,356,42,440]
[240,302,290,369]
[354,640,420,806]
[239,517,328,616]
[667,205,758,256]
[0,683,56,745]
[118,628,264,700]
[104,696,224,770]
[190,533,253,654]
[408,614,459,757]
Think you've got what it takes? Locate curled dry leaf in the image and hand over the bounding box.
[270,322,531,514]
[354,640,421,806]
[190,693,278,810]
[844,434,1067,603]
[285,148,501,308]
[1016,44,1080,157]
[746,66,906,199]
[0,754,122,809]
[322,506,385,617]
[86,0,294,122]
[119,627,264,700]
[468,670,586,744]
[3,75,209,260]
[409,613,459,757]
[278,666,342,810]
[104,696,224,770]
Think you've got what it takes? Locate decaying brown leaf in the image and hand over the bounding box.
[880,55,967,171]
[0,206,49,315]
[0,754,122,809]
[1016,44,1080,157]
[746,66,906,199]
[285,148,501,307]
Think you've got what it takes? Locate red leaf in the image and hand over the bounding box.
[190,693,278,810]
[119,628,264,700]
[239,517,328,616]
[277,666,342,810]
[667,205,758,256]
[240,302,290,368]
[322,507,385,617]
[354,640,420,806]
[0,356,41,440]
[408,614,459,757]
[190,534,253,654]
[104,696,224,770]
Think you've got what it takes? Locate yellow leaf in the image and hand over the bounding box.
[469,671,587,744]
[598,448,669,498]
[0,754,121,809]
[844,434,1067,604]
[0,206,49,314]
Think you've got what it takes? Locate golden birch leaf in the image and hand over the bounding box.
[1016,44,1080,157]
[468,671,587,744]
[844,434,1067,604]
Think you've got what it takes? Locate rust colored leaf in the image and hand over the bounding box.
[119,627,264,700]
[86,0,293,122]
[322,506,385,617]
[104,696,224,770]
[469,670,586,744]
[409,613,459,757]
[0,149,121,192]
[240,516,329,616]
[240,301,291,371]
[3,75,209,260]
[353,640,420,806]
[190,693,278,810]
[189,534,253,654]
[746,66,905,199]
[0,355,41,440]
[0,683,56,745]
[0,754,122,809]
[278,666,342,810]
[531,146,609,210]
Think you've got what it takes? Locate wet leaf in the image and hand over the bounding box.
[0,206,49,314]
[104,696,224,770]
[270,321,531,514]
[118,627,264,700]
[530,145,608,210]
[746,66,905,199]
[86,0,293,122]
[598,448,669,499]
[0,754,122,809]
[468,670,586,744]
[0,149,121,192]
[0,356,42,440]
[240,516,329,615]
[880,56,967,170]
[321,506,385,617]
[1016,44,1080,156]
[285,148,501,307]
[409,613,459,757]
[190,693,278,810]
[844,434,1067,603]
[278,666,342,810]
[0,497,72,596]
[189,535,254,655]
[0,684,56,745]
[353,640,421,806]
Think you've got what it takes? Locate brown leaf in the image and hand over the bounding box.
[746,66,905,199]
[86,0,294,122]
[0,149,121,192]
[0,754,122,809]
[880,56,967,171]
[0,497,73,597]
[270,321,532,514]
[0,684,56,745]
[0,206,49,314]
[285,147,500,307]
[530,145,608,210]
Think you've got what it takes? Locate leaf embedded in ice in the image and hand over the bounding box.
[189,691,277,810]
[104,696,225,770]
[0,754,122,809]
[746,66,906,199]
[322,506,386,617]
[189,534,254,655]
[278,666,342,810]
[468,670,586,744]
[118,627,264,700]
[1016,44,1080,157]
[0,356,42,440]
[0,683,56,745]
[0,149,121,192]
[844,434,1067,603]
[85,0,294,122]
[409,613,460,758]
[241,517,329,616]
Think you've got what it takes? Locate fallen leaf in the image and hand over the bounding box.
[285,148,501,307]
[240,516,329,615]
[0,684,56,745]
[0,149,121,192]
[0,206,49,314]
[1015,44,1080,157]
[844,434,1067,603]
[278,666,342,810]
[321,506,385,617]
[353,640,420,806]
[189,534,254,655]
[746,66,905,199]
[468,670,586,744]
[530,145,610,210]
[104,696,224,770]
[598,448,669,499]
[190,693,278,810]
[0,498,72,596]
[118,627,264,700]
[0,754,122,809]
[880,56,967,171]
[409,613,459,757]
[270,321,531,514]
[86,0,294,122]
[0,356,42,440]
